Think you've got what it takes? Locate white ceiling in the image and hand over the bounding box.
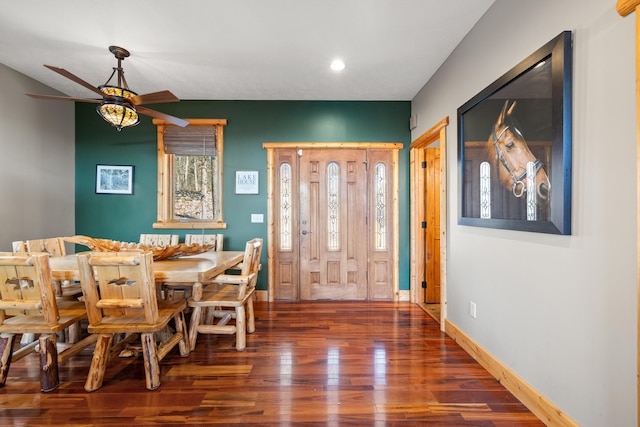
[0,0,494,102]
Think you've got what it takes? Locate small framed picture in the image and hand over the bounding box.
[96,165,134,195]
[235,170,259,194]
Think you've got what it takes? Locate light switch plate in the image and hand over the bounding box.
[251,214,264,223]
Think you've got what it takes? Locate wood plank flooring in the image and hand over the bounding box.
[0,301,544,426]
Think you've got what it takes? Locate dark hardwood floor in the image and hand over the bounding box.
[0,301,543,426]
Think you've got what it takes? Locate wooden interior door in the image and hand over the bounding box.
[299,149,368,299]
[424,147,441,303]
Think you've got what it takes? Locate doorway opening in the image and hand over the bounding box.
[410,117,448,327]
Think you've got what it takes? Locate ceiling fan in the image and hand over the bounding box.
[27,45,189,131]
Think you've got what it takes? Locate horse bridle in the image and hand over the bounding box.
[491,125,543,198]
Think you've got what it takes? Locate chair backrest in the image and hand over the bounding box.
[11,241,27,252]
[0,252,59,324]
[184,233,223,250]
[139,234,179,246]
[12,238,66,257]
[77,251,159,326]
[238,238,263,296]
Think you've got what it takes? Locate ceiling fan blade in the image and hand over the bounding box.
[130,90,180,105]
[27,93,101,103]
[44,64,105,97]
[136,106,189,127]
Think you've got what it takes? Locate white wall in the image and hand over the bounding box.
[412,0,636,425]
[0,63,75,249]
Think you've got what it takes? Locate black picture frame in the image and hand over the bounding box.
[457,31,572,235]
[96,164,134,195]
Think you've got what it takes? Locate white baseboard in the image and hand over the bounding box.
[396,290,410,301]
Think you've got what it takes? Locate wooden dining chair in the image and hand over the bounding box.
[24,237,67,256]
[184,233,224,250]
[11,238,83,346]
[139,234,179,246]
[12,237,82,299]
[187,238,262,351]
[12,237,66,257]
[0,252,97,392]
[77,251,189,391]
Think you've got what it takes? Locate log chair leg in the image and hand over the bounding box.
[85,334,113,392]
[141,332,161,390]
[246,296,256,334]
[0,335,15,387]
[235,305,246,351]
[20,333,36,345]
[188,306,203,351]
[67,322,81,344]
[39,334,59,392]
[173,311,189,357]
[204,307,215,324]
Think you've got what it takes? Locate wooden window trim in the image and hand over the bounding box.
[152,118,228,229]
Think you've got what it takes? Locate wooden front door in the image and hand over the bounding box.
[299,149,368,299]
[268,144,399,301]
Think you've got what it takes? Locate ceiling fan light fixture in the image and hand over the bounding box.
[29,45,187,130]
[97,100,139,131]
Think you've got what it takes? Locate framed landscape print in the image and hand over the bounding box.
[96,165,134,195]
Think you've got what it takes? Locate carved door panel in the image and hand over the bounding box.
[273,149,299,300]
[367,149,395,300]
[299,149,368,300]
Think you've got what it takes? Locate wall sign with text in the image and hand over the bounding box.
[235,170,259,194]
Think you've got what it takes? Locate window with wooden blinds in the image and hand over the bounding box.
[153,118,228,229]
[164,126,217,156]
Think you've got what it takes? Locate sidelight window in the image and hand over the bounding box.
[279,163,292,251]
[327,162,340,250]
[374,162,387,250]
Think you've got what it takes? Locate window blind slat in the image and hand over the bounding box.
[164,126,216,155]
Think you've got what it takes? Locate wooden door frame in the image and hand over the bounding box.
[410,117,448,328]
[616,0,640,420]
[263,142,402,302]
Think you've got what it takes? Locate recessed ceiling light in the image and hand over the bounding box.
[330,59,345,71]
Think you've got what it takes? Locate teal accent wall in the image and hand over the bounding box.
[75,100,411,292]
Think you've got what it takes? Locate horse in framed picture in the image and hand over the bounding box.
[479,99,551,221]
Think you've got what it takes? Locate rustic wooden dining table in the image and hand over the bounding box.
[49,250,244,301]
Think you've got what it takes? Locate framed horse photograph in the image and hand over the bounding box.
[457,31,572,235]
